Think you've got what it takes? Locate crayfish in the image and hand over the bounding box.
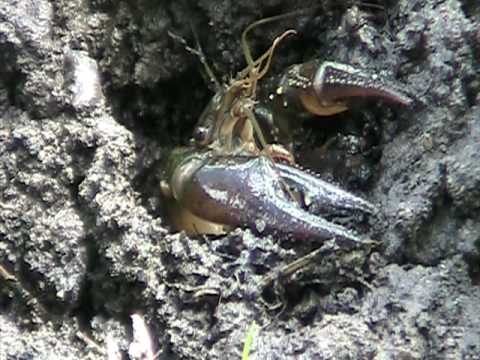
[160,13,413,248]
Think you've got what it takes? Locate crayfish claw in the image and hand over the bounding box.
[276,162,376,217]
[256,192,366,249]
[162,150,368,248]
[275,60,414,116]
[313,61,413,106]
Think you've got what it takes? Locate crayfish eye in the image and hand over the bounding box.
[193,126,211,145]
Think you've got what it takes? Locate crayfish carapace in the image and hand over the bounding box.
[160,14,413,248]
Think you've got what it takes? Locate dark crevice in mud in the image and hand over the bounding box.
[459,0,480,19]
[131,156,166,219]
[270,281,365,322]
[296,104,391,190]
[0,43,26,109]
[90,0,212,146]
[406,191,457,266]
[72,234,99,329]
[71,244,153,350]
[69,149,97,191]
[68,146,147,327]
[462,31,480,107]
[95,266,149,317]
[260,253,375,316]
[106,68,207,146]
[464,75,479,108]
[15,254,67,320]
[71,229,150,339]
[66,141,96,203]
[69,173,102,328]
[0,257,50,330]
[400,35,429,67]
[88,0,118,13]
[465,252,480,285]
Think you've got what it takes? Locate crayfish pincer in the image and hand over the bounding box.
[160,147,375,248]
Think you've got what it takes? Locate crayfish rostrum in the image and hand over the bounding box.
[160,14,413,248]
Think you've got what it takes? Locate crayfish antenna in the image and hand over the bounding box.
[167,29,220,92]
[240,7,320,70]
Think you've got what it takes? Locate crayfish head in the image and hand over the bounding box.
[192,91,224,147]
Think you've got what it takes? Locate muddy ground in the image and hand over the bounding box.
[1,0,479,359]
